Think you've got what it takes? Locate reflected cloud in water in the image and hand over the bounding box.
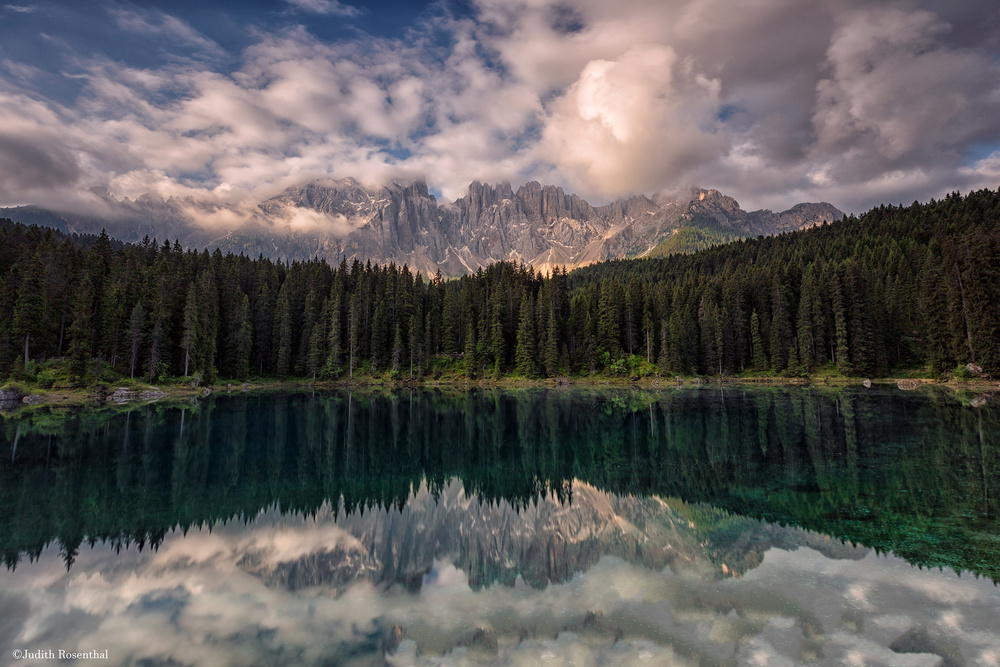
[2,479,998,666]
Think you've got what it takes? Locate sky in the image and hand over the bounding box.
[0,0,999,222]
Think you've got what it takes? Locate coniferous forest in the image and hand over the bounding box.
[0,188,998,386]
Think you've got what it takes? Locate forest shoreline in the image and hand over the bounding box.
[3,371,996,413]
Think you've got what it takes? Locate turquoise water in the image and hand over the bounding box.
[1,387,998,665]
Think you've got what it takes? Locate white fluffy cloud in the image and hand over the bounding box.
[541,43,726,197]
[0,0,997,219]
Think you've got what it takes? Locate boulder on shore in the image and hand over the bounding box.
[0,388,24,408]
[109,388,135,403]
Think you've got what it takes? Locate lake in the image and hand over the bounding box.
[1,387,998,665]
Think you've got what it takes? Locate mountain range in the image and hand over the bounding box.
[1,180,843,275]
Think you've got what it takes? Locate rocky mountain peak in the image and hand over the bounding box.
[1,178,844,276]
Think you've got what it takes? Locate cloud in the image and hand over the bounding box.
[285,0,361,17]
[812,8,998,172]
[110,7,225,60]
[3,4,35,13]
[540,43,726,198]
[0,0,998,220]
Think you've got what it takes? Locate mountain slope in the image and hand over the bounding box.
[1,180,843,275]
[214,179,843,274]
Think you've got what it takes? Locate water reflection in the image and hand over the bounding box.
[2,388,997,578]
[2,481,999,666]
[0,387,998,664]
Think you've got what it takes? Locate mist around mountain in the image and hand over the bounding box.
[0,179,843,275]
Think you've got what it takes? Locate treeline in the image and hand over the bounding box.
[0,188,998,383]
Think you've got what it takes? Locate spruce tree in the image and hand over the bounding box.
[127,301,145,380]
[233,294,252,381]
[833,279,851,375]
[545,304,559,377]
[273,282,292,380]
[515,293,538,378]
[12,253,46,371]
[750,310,767,371]
[66,277,95,380]
[181,283,199,377]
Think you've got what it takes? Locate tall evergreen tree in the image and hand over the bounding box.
[515,293,538,378]
[12,252,46,370]
[181,283,199,377]
[750,310,767,371]
[127,301,145,380]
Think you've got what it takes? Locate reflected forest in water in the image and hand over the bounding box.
[1,387,997,581]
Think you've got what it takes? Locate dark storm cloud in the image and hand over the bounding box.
[0,0,997,219]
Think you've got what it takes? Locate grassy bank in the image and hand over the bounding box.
[1,356,996,413]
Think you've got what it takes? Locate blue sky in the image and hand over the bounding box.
[1,0,998,223]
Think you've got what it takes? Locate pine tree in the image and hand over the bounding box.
[181,283,199,377]
[545,304,559,377]
[750,310,767,371]
[797,266,816,371]
[307,301,328,382]
[326,290,343,373]
[833,278,851,375]
[273,282,292,380]
[66,277,95,380]
[657,318,670,373]
[391,321,404,375]
[441,287,459,354]
[233,294,252,381]
[700,299,722,375]
[408,314,422,378]
[12,253,46,370]
[196,269,219,383]
[597,281,621,359]
[349,293,361,378]
[515,293,538,377]
[127,301,145,380]
[488,288,506,377]
[769,280,792,372]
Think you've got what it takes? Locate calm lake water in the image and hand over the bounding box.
[1,387,998,666]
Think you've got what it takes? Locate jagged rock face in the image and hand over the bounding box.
[1,179,843,275]
[214,179,843,275]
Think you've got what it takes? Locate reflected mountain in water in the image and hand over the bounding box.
[239,480,868,595]
[2,485,997,666]
[1,387,999,665]
[1,387,997,581]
